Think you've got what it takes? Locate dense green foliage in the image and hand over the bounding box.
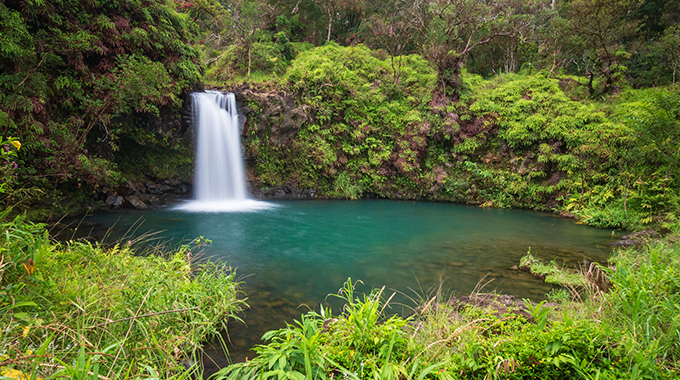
[0,0,202,212]
[1,0,679,225]
[2,0,679,378]
[195,0,680,232]
[0,211,244,378]
[214,239,680,379]
[242,44,679,230]
[245,43,437,199]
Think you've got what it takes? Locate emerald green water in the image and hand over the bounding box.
[79,200,617,363]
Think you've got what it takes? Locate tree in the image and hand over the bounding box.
[633,0,680,40]
[657,26,680,83]
[564,0,640,96]
[176,0,227,33]
[315,0,338,42]
[314,0,365,43]
[220,0,275,78]
[632,90,680,192]
[360,0,424,82]
[419,0,535,95]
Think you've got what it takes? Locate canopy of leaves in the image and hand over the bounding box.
[0,0,201,199]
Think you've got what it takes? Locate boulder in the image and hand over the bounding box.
[145,183,171,194]
[133,181,146,192]
[117,181,137,196]
[610,230,659,247]
[160,193,180,203]
[125,195,148,210]
[270,105,309,145]
[135,191,151,203]
[105,193,120,206]
[622,230,660,240]
[112,196,124,207]
[407,293,558,325]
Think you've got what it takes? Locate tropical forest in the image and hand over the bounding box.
[1,0,680,378]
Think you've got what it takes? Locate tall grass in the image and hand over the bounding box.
[0,211,245,379]
[600,241,680,376]
[215,240,680,379]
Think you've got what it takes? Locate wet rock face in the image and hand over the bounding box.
[97,179,191,210]
[274,105,309,145]
[236,89,310,146]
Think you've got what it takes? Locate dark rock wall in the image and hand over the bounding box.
[235,90,310,146]
[97,180,191,210]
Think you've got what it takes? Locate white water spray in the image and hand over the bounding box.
[175,91,274,212]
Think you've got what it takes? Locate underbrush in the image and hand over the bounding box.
[215,280,419,380]
[603,240,680,374]
[217,240,680,379]
[0,211,245,379]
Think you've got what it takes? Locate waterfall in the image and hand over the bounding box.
[194,91,247,200]
[175,91,274,212]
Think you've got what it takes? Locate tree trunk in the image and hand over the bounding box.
[623,174,629,212]
[447,60,464,99]
[580,171,585,206]
[327,8,332,42]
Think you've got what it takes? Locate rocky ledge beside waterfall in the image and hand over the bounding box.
[95,179,191,210]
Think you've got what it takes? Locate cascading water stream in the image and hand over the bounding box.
[175,91,274,212]
[194,91,247,200]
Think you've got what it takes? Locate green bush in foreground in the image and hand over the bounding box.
[0,212,245,379]
[218,241,680,380]
[216,280,419,380]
